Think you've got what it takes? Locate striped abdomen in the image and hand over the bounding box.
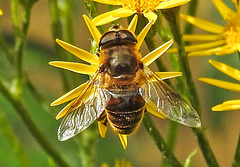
[105,89,145,134]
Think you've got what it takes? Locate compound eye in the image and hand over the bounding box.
[99,31,116,47]
[99,30,137,47]
[117,30,137,43]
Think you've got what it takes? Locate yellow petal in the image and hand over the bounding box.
[112,8,135,18]
[146,100,166,119]
[92,8,125,26]
[157,0,190,9]
[98,120,107,138]
[56,39,99,65]
[155,72,182,80]
[212,103,240,111]
[83,15,102,43]
[101,163,109,167]
[92,0,122,5]
[199,78,240,92]
[55,100,75,119]
[167,40,225,54]
[115,159,132,167]
[215,46,238,55]
[127,14,138,33]
[51,82,87,106]
[118,134,127,149]
[142,39,174,66]
[115,160,120,167]
[0,10,2,15]
[182,34,219,41]
[49,61,97,75]
[136,20,154,48]
[223,99,240,105]
[211,0,234,20]
[188,44,228,56]
[209,59,240,81]
[190,40,225,51]
[143,12,157,23]
[185,40,225,52]
[180,14,224,34]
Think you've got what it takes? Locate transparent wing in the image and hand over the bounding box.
[139,67,201,128]
[58,71,110,141]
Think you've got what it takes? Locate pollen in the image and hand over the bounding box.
[120,0,163,13]
[223,11,240,46]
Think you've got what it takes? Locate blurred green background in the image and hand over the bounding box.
[0,0,240,166]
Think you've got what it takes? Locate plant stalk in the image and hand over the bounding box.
[162,7,219,167]
[0,79,71,167]
[143,113,182,167]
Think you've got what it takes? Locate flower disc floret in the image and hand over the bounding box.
[92,0,190,25]
[223,12,240,47]
[121,0,163,13]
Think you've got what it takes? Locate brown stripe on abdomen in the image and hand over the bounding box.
[105,90,145,134]
[106,107,144,134]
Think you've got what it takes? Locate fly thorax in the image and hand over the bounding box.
[105,46,138,84]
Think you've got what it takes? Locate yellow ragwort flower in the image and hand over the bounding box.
[168,0,240,56]
[92,0,190,25]
[49,15,181,149]
[102,159,133,167]
[199,59,240,111]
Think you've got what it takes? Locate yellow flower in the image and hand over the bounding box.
[92,0,190,25]
[168,0,240,56]
[0,10,2,15]
[199,59,240,111]
[50,15,181,149]
[102,159,133,167]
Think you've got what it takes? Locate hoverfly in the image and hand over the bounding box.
[51,16,201,147]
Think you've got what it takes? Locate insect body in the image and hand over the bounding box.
[56,26,201,142]
[98,27,146,134]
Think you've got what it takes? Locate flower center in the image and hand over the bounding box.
[223,6,240,46]
[120,0,163,13]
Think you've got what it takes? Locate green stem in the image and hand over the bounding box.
[0,33,14,64]
[0,79,71,167]
[76,125,98,167]
[136,15,168,72]
[162,122,179,167]
[137,14,180,166]
[48,0,71,91]
[60,0,75,45]
[0,33,55,116]
[162,7,200,111]
[161,121,178,167]
[184,0,198,34]
[82,0,98,19]
[165,122,178,152]
[11,0,25,97]
[232,133,240,167]
[156,12,185,165]
[193,128,219,167]
[82,0,105,33]
[143,113,182,167]
[60,0,81,87]
[145,32,168,72]
[162,7,219,167]
[0,109,32,167]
